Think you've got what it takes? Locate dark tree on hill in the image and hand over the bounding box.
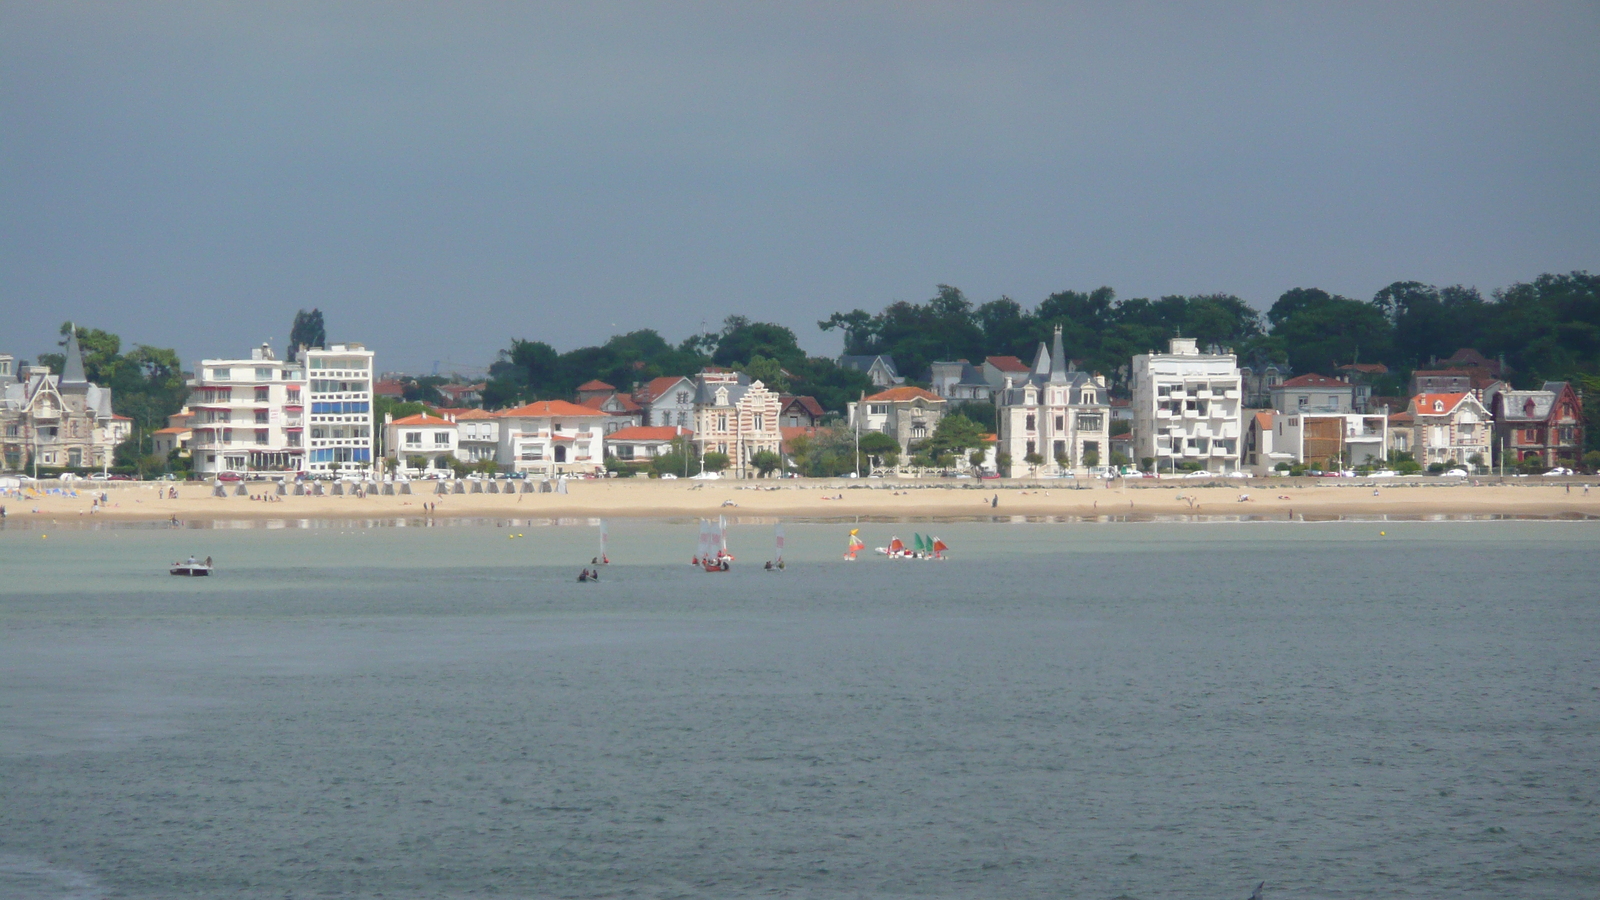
[712,316,805,368]
[288,309,326,357]
[1266,287,1391,376]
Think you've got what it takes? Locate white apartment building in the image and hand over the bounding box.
[1131,337,1243,473]
[304,344,375,475]
[188,343,306,476]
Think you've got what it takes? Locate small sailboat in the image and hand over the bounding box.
[844,528,865,561]
[766,522,785,570]
[912,533,928,558]
[700,517,731,571]
[877,535,907,558]
[595,519,610,565]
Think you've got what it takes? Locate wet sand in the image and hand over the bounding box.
[7,476,1599,524]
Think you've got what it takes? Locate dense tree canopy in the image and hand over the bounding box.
[288,308,326,356]
[36,323,188,465]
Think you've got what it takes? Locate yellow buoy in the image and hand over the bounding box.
[1379,531,1386,536]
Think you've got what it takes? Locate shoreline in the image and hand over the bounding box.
[4,477,1598,528]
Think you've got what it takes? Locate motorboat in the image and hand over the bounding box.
[170,557,212,576]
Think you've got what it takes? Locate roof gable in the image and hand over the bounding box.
[495,400,607,418]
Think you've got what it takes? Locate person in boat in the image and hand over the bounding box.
[205,556,212,568]
[764,560,773,570]
[719,558,730,571]
[590,568,600,581]
[578,569,589,582]
[185,555,198,566]
[691,555,700,566]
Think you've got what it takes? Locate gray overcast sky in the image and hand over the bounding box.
[3,2,1597,375]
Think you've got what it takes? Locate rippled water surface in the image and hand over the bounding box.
[2,520,1597,899]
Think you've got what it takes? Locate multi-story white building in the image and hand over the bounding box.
[1131,337,1243,473]
[994,327,1111,477]
[188,344,306,476]
[494,400,608,474]
[303,344,375,475]
[1242,410,1389,474]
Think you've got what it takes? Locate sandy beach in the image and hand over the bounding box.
[6,476,1599,524]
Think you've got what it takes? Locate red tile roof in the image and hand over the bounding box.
[1280,373,1348,389]
[576,379,614,392]
[640,375,691,401]
[1337,363,1389,375]
[580,394,642,413]
[864,386,943,403]
[389,413,456,427]
[1411,393,1470,416]
[453,408,496,420]
[494,400,607,418]
[374,380,406,397]
[152,426,190,435]
[985,355,1029,373]
[606,425,692,442]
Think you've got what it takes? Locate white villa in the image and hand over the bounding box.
[494,400,608,474]
[384,412,461,471]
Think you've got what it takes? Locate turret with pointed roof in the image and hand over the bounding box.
[60,325,88,385]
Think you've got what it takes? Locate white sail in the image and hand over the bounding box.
[718,515,728,555]
[599,519,608,560]
[774,522,785,563]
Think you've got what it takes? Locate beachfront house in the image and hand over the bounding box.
[0,337,122,472]
[1487,381,1585,469]
[1131,337,1243,474]
[637,376,696,429]
[849,385,949,460]
[693,370,782,478]
[383,412,461,472]
[605,425,692,463]
[1243,409,1388,474]
[453,408,500,465]
[493,400,608,475]
[1392,392,1493,470]
[994,326,1111,476]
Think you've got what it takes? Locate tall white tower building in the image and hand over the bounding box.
[1131,337,1243,474]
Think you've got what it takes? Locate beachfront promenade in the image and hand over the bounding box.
[5,476,1597,524]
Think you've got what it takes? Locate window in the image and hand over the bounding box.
[1026,414,1036,431]
[1053,440,1066,459]
[1076,414,1103,431]
[212,368,230,380]
[912,424,926,439]
[677,411,687,427]
[1297,395,1309,408]
[1054,415,1064,430]
[287,432,301,447]
[405,432,422,447]
[434,433,449,446]
[286,389,301,404]
[255,387,270,402]
[1025,440,1035,456]
[753,413,764,431]
[1433,400,1444,412]
[255,429,269,445]
[617,445,635,460]
[256,367,272,380]
[676,391,689,404]
[717,414,728,431]
[4,424,16,437]
[255,410,269,424]
[869,404,889,416]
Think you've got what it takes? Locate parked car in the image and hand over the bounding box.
[1542,467,1575,476]
[1442,468,1469,477]
[108,473,134,481]
[217,471,243,482]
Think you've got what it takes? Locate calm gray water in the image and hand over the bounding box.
[1,520,1596,899]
